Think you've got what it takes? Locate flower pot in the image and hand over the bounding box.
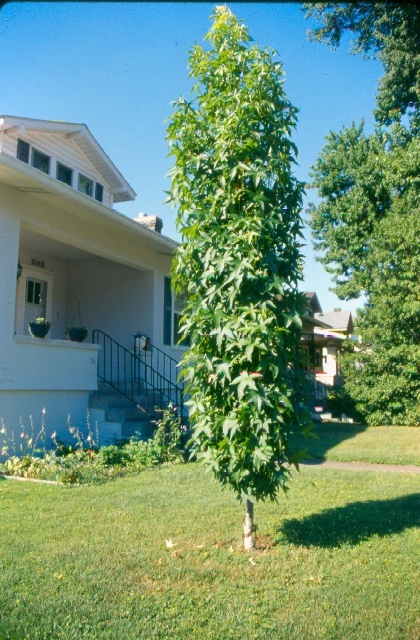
[29,321,51,338]
[68,327,88,342]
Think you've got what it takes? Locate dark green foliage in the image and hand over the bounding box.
[308,122,392,299]
[326,384,360,420]
[304,2,420,127]
[305,3,420,424]
[309,126,420,425]
[166,7,312,504]
[309,122,420,299]
[339,209,420,425]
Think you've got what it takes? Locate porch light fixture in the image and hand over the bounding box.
[134,331,151,353]
[17,262,23,280]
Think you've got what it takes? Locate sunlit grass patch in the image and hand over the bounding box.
[292,423,420,466]
[0,464,419,639]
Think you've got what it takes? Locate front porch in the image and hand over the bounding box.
[16,224,155,350]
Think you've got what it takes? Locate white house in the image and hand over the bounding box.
[0,116,184,445]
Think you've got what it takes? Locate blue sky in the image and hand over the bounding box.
[0,2,383,315]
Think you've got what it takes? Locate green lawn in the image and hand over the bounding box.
[1,464,419,639]
[292,423,420,466]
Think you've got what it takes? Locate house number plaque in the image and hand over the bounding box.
[30,257,45,269]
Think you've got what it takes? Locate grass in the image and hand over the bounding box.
[292,423,420,466]
[0,463,419,639]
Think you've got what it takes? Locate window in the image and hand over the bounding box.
[78,174,93,197]
[95,182,104,203]
[56,162,73,186]
[173,290,190,346]
[163,276,190,347]
[15,138,106,201]
[32,148,50,174]
[314,348,325,369]
[17,139,30,163]
[163,277,172,345]
[26,279,43,305]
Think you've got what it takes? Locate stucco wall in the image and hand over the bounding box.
[0,390,93,446]
[67,257,155,350]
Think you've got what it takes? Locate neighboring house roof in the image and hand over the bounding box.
[305,291,322,314]
[0,115,136,202]
[315,310,353,334]
[303,315,331,330]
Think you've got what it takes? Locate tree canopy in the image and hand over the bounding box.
[339,205,420,425]
[166,6,312,545]
[305,2,420,424]
[304,2,420,127]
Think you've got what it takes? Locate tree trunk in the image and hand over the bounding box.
[243,499,255,550]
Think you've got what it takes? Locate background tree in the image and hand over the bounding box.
[166,6,312,549]
[304,2,420,128]
[305,2,420,424]
[340,206,420,425]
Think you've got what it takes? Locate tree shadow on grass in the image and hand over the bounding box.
[277,493,420,548]
[290,421,369,462]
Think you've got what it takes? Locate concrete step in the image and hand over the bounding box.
[104,405,146,421]
[89,393,135,409]
[121,420,156,439]
[88,408,127,446]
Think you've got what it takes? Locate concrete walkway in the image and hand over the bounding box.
[302,460,420,474]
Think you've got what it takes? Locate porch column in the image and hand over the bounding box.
[0,208,20,338]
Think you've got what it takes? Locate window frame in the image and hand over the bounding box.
[31,147,50,174]
[78,173,94,197]
[17,138,30,164]
[163,276,190,348]
[56,162,73,187]
[95,182,104,203]
[15,139,106,202]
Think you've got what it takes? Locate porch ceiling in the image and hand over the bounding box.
[20,226,93,262]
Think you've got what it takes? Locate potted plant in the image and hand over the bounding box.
[28,317,51,338]
[66,324,88,342]
[66,302,88,342]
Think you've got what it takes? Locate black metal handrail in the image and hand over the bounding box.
[133,335,181,397]
[92,330,185,424]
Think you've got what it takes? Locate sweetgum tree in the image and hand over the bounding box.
[166,7,312,549]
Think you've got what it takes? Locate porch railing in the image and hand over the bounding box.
[92,330,186,424]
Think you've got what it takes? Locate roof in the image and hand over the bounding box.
[305,291,322,314]
[315,310,353,333]
[303,315,331,329]
[0,115,136,203]
[0,151,177,257]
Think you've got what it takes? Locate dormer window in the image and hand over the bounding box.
[32,148,50,174]
[17,139,30,163]
[56,162,73,187]
[78,174,104,202]
[15,136,107,204]
[78,174,93,197]
[95,182,103,203]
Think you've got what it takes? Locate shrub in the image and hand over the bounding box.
[326,387,361,421]
[0,404,186,485]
